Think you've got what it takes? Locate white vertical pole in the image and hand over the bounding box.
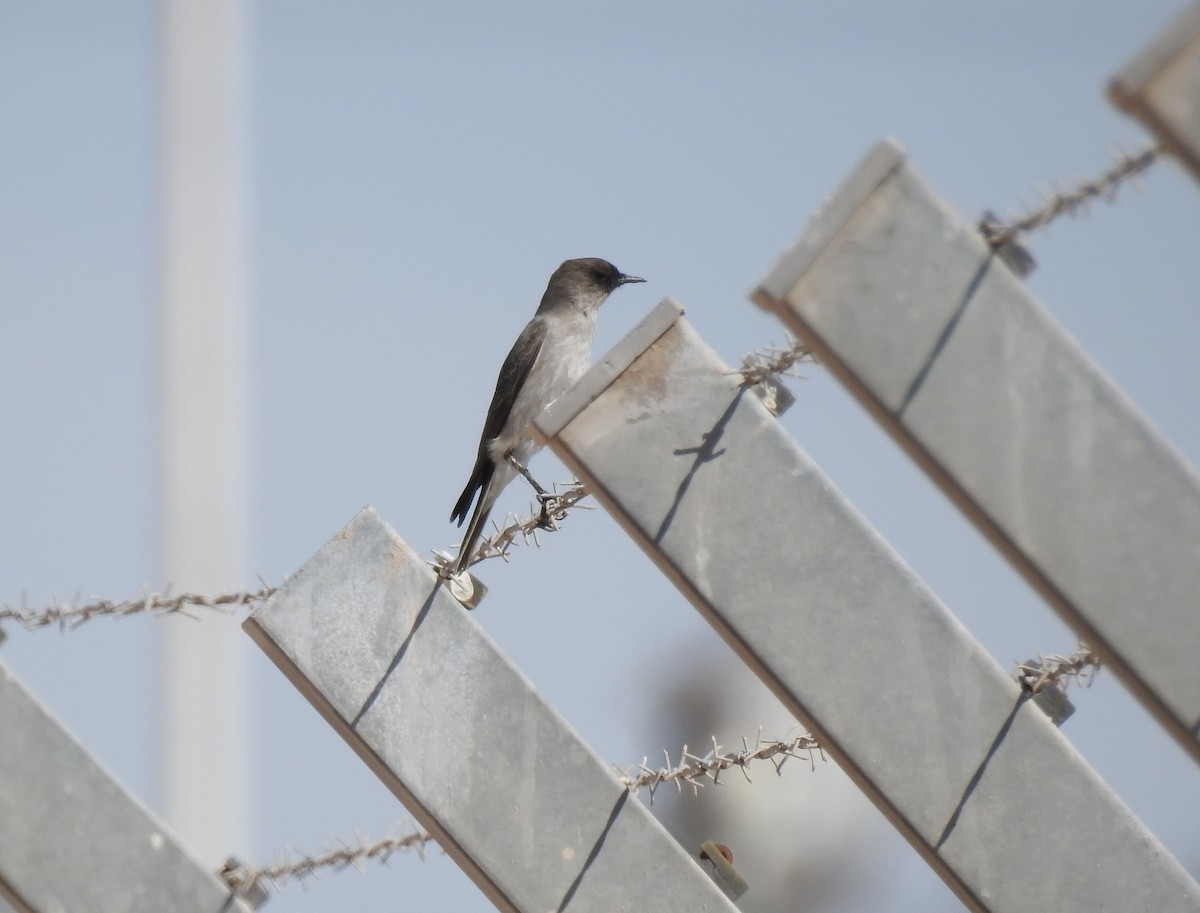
[159,0,248,864]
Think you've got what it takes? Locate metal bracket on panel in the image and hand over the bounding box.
[977,211,1036,278]
[1016,660,1076,727]
[218,857,271,911]
[446,570,488,609]
[745,373,795,418]
[699,841,749,902]
[428,550,489,609]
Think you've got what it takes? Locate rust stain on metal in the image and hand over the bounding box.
[614,322,680,408]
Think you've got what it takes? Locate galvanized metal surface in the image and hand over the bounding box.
[243,509,738,913]
[535,303,1200,913]
[0,661,249,913]
[1110,0,1200,180]
[753,139,1200,762]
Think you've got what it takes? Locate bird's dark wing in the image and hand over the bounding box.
[479,315,547,447]
[450,316,547,526]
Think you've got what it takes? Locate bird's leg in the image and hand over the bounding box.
[504,453,560,529]
[505,453,550,499]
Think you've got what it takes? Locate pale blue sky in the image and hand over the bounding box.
[3,3,1199,911]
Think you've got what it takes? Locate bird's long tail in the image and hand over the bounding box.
[451,459,496,574]
[453,491,493,574]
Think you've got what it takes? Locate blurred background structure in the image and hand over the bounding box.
[158,0,250,864]
[3,2,1200,911]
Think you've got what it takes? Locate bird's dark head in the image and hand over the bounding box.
[539,257,645,315]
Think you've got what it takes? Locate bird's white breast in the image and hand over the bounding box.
[490,311,595,465]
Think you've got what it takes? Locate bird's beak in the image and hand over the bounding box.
[617,274,646,286]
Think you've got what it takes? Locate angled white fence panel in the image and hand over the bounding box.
[0,661,251,913]
[534,299,1200,913]
[243,509,739,913]
[753,139,1200,761]
[1111,0,1200,181]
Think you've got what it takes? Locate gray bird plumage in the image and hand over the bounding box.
[450,258,645,574]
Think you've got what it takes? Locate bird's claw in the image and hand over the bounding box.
[535,491,569,530]
[536,499,558,530]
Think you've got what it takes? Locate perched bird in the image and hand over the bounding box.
[450,258,645,574]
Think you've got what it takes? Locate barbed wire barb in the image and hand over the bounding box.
[0,584,277,631]
[981,143,1164,247]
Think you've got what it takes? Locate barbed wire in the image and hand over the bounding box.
[620,648,1104,805]
[0,585,276,631]
[220,731,827,896]
[220,646,1106,894]
[737,338,816,387]
[220,827,436,896]
[1015,645,1103,694]
[980,143,1163,247]
[9,490,591,626]
[434,482,594,575]
[617,731,826,803]
[0,593,1106,709]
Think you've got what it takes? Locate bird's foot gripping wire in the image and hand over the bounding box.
[535,491,563,530]
[503,453,562,530]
